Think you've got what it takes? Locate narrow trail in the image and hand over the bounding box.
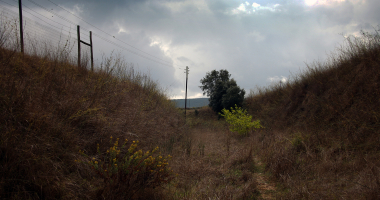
[171,114,278,199]
[252,156,277,200]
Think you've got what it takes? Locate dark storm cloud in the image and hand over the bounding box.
[2,0,379,99]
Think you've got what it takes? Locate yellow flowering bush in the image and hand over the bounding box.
[220,104,263,136]
[77,137,174,198]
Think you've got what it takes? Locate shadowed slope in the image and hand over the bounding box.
[246,30,380,199]
[0,42,183,199]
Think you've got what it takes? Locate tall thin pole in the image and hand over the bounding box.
[184,66,189,120]
[18,0,24,53]
[77,25,81,67]
[90,31,94,71]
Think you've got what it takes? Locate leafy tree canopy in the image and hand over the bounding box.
[199,69,245,113]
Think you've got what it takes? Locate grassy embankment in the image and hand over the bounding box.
[0,17,263,200]
[246,30,380,199]
[0,19,184,199]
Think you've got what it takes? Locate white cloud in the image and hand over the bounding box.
[233,3,247,13]
[304,0,347,6]
[304,0,318,6]
[149,36,172,58]
[231,2,280,14]
[267,76,288,83]
[252,2,260,8]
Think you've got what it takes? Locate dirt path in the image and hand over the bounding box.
[170,119,278,199]
[253,156,277,199]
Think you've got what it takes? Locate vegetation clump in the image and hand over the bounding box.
[219,104,263,136]
[77,137,174,199]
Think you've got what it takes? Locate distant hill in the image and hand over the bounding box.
[171,98,209,108]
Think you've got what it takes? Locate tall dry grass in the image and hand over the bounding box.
[0,16,183,199]
[246,29,380,199]
[167,107,261,199]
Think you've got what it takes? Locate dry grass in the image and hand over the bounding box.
[6,13,380,200]
[166,107,261,199]
[245,29,380,199]
[0,20,184,199]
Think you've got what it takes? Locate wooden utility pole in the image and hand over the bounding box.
[77,25,94,70]
[18,0,24,53]
[184,66,189,120]
[90,31,94,71]
[77,25,81,67]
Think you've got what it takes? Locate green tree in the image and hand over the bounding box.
[200,69,245,113]
[222,79,245,110]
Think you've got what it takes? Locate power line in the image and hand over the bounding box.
[45,0,176,67]
[23,0,90,40]
[0,1,78,39]
[0,14,78,52]
[91,31,174,68]
[19,0,174,66]
[0,0,179,68]
[0,5,79,54]
[26,0,79,28]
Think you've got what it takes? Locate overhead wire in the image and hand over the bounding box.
[91,31,174,68]
[0,0,179,68]
[0,0,78,39]
[23,0,90,39]
[26,0,81,29]
[19,0,173,66]
[45,0,176,67]
[0,3,79,55]
[16,0,74,31]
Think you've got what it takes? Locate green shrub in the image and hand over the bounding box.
[77,136,174,198]
[220,104,263,136]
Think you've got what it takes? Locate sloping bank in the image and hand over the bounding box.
[0,43,183,198]
[246,31,380,199]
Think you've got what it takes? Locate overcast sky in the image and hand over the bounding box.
[1,0,379,99]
